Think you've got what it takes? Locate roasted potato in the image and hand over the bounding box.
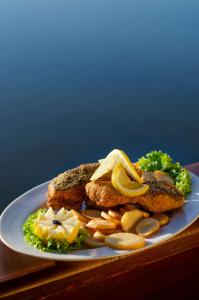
[86,219,116,230]
[101,211,121,226]
[93,231,106,242]
[85,236,106,248]
[153,213,169,226]
[108,210,122,220]
[82,209,102,220]
[136,218,160,237]
[140,210,150,218]
[121,210,143,232]
[105,233,145,250]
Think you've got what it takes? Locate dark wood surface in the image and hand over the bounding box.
[1,163,199,300]
[0,242,55,283]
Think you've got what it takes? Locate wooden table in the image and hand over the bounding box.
[1,163,199,300]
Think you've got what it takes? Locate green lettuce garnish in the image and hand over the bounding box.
[138,150,191,195]
[23,208,88,253]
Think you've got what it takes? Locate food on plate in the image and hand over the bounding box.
[90,149,142,183]
[121,210,143,232]
[23,148,191,253]
[23,208,88,252]
[153,213,170,226]
[85,236,106,248]
[138,150,191,195]
[105,233,146,250]
[93,231,106,242]
[86,219,117,230]
[141,170,174,184]
[81,209,102,220]
[111,163,149,197]
[136,218,160,237]
[131,181,184,213]
[108,210,122,220]
[101,211,121,226]
[47,163,99,210]
[85,180,184,213]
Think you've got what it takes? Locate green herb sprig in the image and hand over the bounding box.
[138,150,191,195]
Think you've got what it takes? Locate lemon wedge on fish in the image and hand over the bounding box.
[91,149,142,183]
[33,207,80,244]
[111,163,149,197]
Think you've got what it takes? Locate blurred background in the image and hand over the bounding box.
[0,0,199,212]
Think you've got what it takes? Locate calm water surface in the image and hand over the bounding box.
[0,0,199,212]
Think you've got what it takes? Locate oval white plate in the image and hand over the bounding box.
[1,173,199,261]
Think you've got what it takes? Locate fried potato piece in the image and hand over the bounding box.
[136,218,160,237]
[93,231,106,242]
[85,236,106,248]
[98,228,123,235]
[121,210,143,232]
[108,210,122,220]
[124,205,149,218]
[140,210,150,218]
[105,233,145,250]
[82,209,102,220]
[153,213,169,226]
[86,219,116,230]
[101,211,121,226]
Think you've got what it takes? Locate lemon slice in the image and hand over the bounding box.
[111,163,149,197]
[90,149,142,183]
[33,207,80,244]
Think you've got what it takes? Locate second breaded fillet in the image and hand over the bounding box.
[85,181,184,213]
[47,163,99,210]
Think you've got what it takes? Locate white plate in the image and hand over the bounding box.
[1,173,199,261]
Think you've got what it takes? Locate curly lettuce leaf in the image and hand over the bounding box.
[23,209,88,253]
[138,150,191,195]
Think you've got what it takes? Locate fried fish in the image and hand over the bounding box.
[47,163,99,210]
[85,180,184,213]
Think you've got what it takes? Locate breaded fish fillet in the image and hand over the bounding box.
[47,163,99,210]
[85,181,184,213]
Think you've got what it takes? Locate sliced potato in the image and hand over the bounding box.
[105,233,145,250]
[121,210,143,232]
[93,231,106,242]
[101,211,121,226]
[140,210,150,218]
[108,210,121,220]
[98,228,123,235]
[153,213,169,226]
[86,219,116,230]
[85,236,106,248]
[136,218,160,237]
[124,204,136,211]
[82,209,102,220]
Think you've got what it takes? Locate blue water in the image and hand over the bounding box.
[0,0,199,212]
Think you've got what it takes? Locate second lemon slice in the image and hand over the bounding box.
[111,163,149,197]
[90,149,142,183]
